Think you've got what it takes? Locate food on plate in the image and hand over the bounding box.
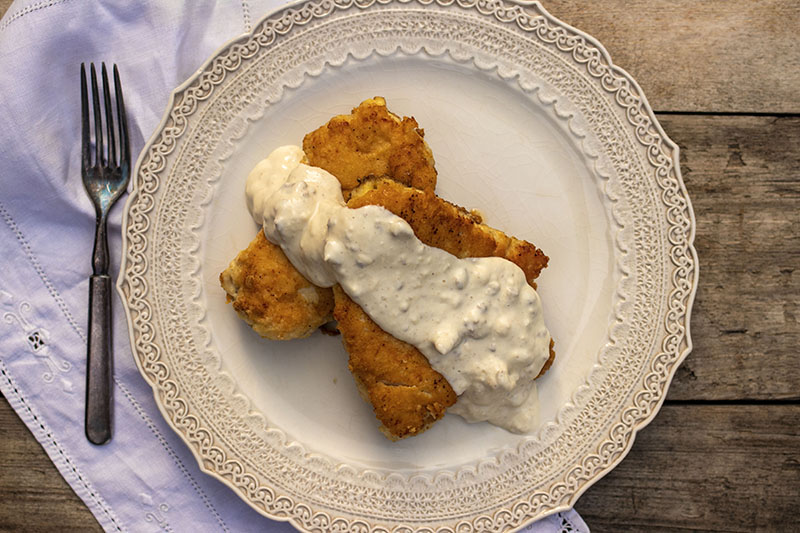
[324,199,551,436]
[241,147,553,437]
[219,230,334,340]
[335,180,555,437]
[222,98,555,439]
[302,96,437,195]
[221,98,438,340]
[347,177,549,288]
[333,285,457,440]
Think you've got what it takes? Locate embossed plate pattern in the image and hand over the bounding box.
[118,0,698,530]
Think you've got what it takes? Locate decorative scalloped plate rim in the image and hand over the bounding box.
[117,0,698,530]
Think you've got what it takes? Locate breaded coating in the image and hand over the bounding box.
[347,177,550,287]
[221,98,438,341]
[222,99,556,440]
[336,178,554,439]
[539,338,556,379]
[303,97,437,195]
[332,286,457,441]
[219,230,334,340]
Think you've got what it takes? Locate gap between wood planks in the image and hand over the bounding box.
[657,111,800,117]
[665,398,800,406]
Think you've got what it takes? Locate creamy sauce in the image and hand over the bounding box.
[246,146,552,433]
[246,145,342,287]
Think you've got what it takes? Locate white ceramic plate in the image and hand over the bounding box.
[118,0,698,530]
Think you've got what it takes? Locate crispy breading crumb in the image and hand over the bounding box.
[219,231,334,340]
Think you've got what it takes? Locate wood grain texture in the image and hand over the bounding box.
[0,394,102,533]
[660,115,800,400]
[542,0,800,113]
[574,404,800,532]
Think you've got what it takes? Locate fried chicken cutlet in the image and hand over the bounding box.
[220,98,438,340]
[302,97,437,196]
[347,177,550,287]
[335,178,555,440]
[333,285,457,441]
[220,230,335,340]
[221,99,554,440]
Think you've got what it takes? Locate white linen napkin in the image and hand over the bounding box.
[0,1,588,531]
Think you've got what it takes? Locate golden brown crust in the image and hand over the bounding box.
[303,97,437,195]
[347,177,550,287]
[221,98,438,341]
[221,99,555,440]
[537,338,556,379]
[332,286,457,440]
[219,231,334,340]
[336,178,555,439]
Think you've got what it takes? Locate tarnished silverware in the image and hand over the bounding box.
[80,63,130,445]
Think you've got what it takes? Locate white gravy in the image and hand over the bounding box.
[245,146,552,433]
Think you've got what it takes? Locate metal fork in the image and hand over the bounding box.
[80,63,130,445]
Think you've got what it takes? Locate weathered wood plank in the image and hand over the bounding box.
[574,403,800,532]
[657,115,800,400]
[543,0,800,113]
[0,395,102,533]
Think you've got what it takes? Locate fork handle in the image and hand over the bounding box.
[85,274,113,445]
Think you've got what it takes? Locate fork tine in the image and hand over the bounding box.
[113,64,130,172]
[80,64,90,171]
[101,64,116,166]
[90,64,104,167]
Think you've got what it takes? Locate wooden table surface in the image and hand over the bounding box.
[1,1,798,531]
